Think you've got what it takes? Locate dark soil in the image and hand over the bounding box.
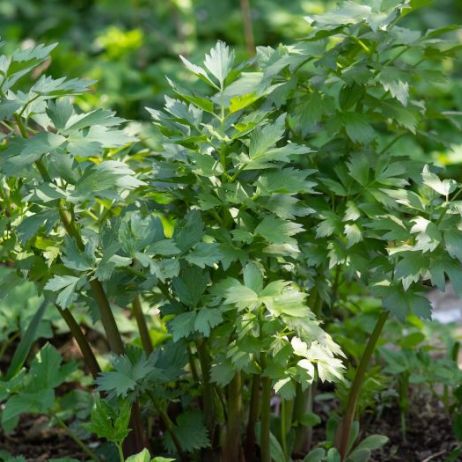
[0,414,87,461]
[368,397,460,462]
[308,391,460,462]
[1,394,460,461]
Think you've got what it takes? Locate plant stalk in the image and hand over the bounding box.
[336,311,389,460]
[280,398,294,458]
[89,279,125,355]
[240,0,256,56]
[131,295,153,354]
[223,371,243,462]
[244,374,261,461]
[196,339,215,434]
[56,305,100,378]
[260,372,272,462]
[293,384,313,454]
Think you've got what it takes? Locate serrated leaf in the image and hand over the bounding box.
[194,308,223,337]
[343,113,375,144]
[203,41,234,88]
[422,165,456,196]
[255,215,304,245]
[344,223,362,248]
[73,161,144,199]
[243,262,264,293]
[44,275,80,308]
[169,312,196,341]
[96,353,153,397]
[165,411,210,453]
[86,398,131,445]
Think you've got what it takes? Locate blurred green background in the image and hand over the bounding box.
[1,0,462,166]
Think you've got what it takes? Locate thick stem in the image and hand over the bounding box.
[89,279,125,355]
[260,373,272,462]
[123,401,148,457]
[131,295,153,354]
[280,399,294,458]
[293,385,314,454]
[240,0,256,56]
[196,339,215,433]
[244,374,261,461]
[336,311,389,460]
[56,305,100,378]
[223,371,243,462]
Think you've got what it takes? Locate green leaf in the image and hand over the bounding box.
[174,211,204,252]
[344,223,362,248]
[172,265,208,307]
[303,448,326,462]
[86,398,131,445]
[6,299,48,380]
[29,343,73,389]
[256,168,317,195]
[3,132,66,170]
[378,68,409,106]
[169,312,196,341]
[96,353,153,397]
[274,377,296,399]
[164,411,210,453]
[298,412,321,427]
[224,282,259,309]
[243,262,264,293]
[203,41,234,87]
[194,308,223,337]
[353,434,389,451]
[73,161,144,199]
[255,215,304,245]
[46,99,74,129]
[444,230,462,262]
[210,361,235,387]
[64,108,124,132]
[2,389,54,432]
[249,115,286,160]
[422,165,457,197]
[347,448,371,462]
[62,238,94,272]
[381,285,432,320]
[307,2,372,27]
[348,155,370,186]
[44,275,81,308]
[343,113,375,144]
[327,448,341,462]
[186,243,222,268]
[394,252,427,290]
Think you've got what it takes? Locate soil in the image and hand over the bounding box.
[0,414,87,461]
[0,393,460,461]
[308,391,460,462]
[368,397,460,462]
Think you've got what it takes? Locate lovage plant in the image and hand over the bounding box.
[1,1,462,462]
[146,1,462,460]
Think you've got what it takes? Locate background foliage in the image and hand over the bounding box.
[1,1,462,462]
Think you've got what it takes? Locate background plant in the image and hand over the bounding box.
[1,1,462,462]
